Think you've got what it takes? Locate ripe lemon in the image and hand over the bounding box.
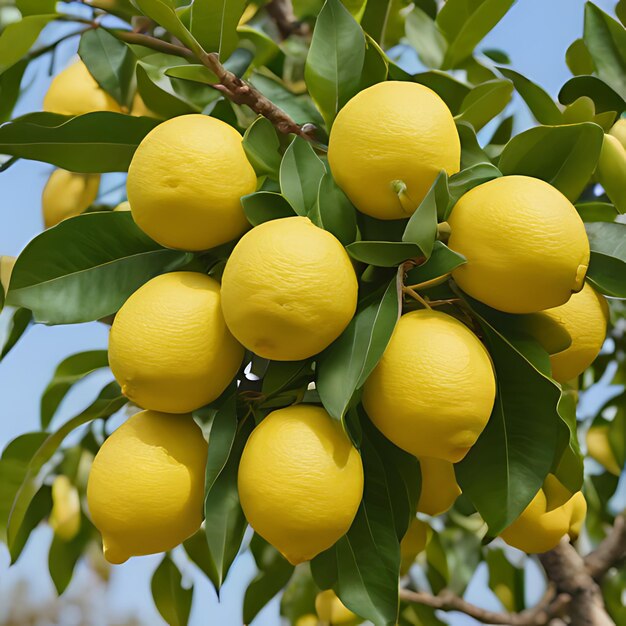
[328,81,460,219]
[400,517,428,575]
[42,169,100,228]
[609,118,626,148]
[567,491,587,539]
[0,256,15,294]
[49,476,81,542]
[109,272,243,413]
[587,425,622,476]
[596,134,626,213]
[315,590,358,625]
[447,176,590,313]
[126,114,257,251]
[500,474,581,553]
[221,217,358,360]
[87,409,207,564]
[238,405,364,565]
[362,309,496,463]
[532,282,609,383]
[417,456,461,516]
[43,60,122,115]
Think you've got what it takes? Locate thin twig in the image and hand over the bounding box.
[584,514,626,581]
[402,286,432,310]
[266,0,310,39]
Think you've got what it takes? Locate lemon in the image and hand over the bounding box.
[587,425,622,476]
[295,616,318,626]
[417,456,461,516]
[42,169,100,228]
[0,255,15,294]
[113,201,131,212]
[43,60,122,115]
[533,282,609,383]
[126,114,257,251]
[596,134,626,214]
[109,272,243,413]
[328,81,460,219]
[609,118,626,148]
[362,309,496,463]
[447,176,590,313]
[49,476,81,542]
[315,590,358,625]
[238,405,364,565]
[567,491,587,539]
[87,409,207,564]
[400,517,428,575]
[221,217,358,360]
[500,474,582,553]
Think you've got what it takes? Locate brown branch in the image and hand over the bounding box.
[584,514,626,582]
[266,0,310,39]
[112,30,196,61]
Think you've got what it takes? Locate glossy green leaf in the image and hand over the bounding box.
[78,28,136,108]
[552,391,584,494]
[409,71,471,114]
[279,136,326,216]
[446,163,501,216]
[404,242,466,287]
[437,0,516,69]
[304,0,366,127]
[48,516,92,594]
[405,5,446,68]
[317,274,401,421]
[164,63,218,84]
[0,111,160,173]
[40,351,110,429]
[456,121,491,168]
[242,116,281,179]
[7,212,192,324]
[486,549,525,612]
[346,242,422,267]
[498,68,563,125]
[151,555,193,626]
[456,79,513,131]
[190,0,247,59]
[585,222,626,298]
[16,0,56,14]
[310,173,358,245]
[0,308,32,361]
[455,301,562,534]
[361,0,393,45]
[0,14,55,75]
[559,75,626,115]
[241,191,296,227]
[0,60,27,123]
[359,34,388,90]
[576,201,619,222]
[10,484,52,564]
[135,63,195,118]
[566,38,595,76]
[498,122,604,202]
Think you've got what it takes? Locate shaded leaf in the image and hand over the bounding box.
[242,116,281,179]
[585,222,626,298]
[9,484,51,564]
[576,201,619,222]
[405,5,446,68]
[0,308,32,361]
[456,121,491,168]
[446,163,501,216]
[48,516,92,595]
[151,555,193,626]
[409,70,471,114]
[559,75,626,115]
[346,242,422,267]
[311,173,358,245]
[190,0,247,59]
[0,60,27,123]
[486,549,525,612]
[241,191,296,227]
[404,242,466,287]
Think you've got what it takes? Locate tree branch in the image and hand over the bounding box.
[584,515,626,582]
[266,0,310,39]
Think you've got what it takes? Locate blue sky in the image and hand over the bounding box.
[0,1,620,625]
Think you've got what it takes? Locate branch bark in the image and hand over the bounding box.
[585,515,626,581]
[266,0,310,39]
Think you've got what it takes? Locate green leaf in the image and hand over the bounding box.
[486,549,525,612]
[279,136,326,216]
[40,351,110,428]
[0,14,55,75]
[552,392,584,494]
[0,308,32,361]
[346,242,422,267]
[242,116,281,179]
[446,163,501,217]
[304,0,366,127]
[585,222,626,298]
[359,34,388,90]
[241,191,296,226]
[244,535,295,624]
[408,71,471,115]
[7,212,192,325]
[489,115,513,145]
[317,274,401,421]
[424,529,448,593]
[437,0,516,69]
[16,0,57,15]
[190,0,247,59]
[9,484,52,564]
[403,172,446,258]
[0,111,160,173]
[498,68,563,125]
[483,48,510,64]
[78,29,136,108]
[576,201,619,222]
[498,122,605,202]
[566,38,595,76]
[456,79,513,131]
[151,555,193,626]
[361,0,393,45]
[0,60,27,123]
[280,565,319,624]
[455,301,562,534]
[310,173,358,245]
[456,121,491,168]
[5,382,126,553]
[404,241,466,287]
[135,62,195,118]
[163,63,218,85]
[618,0,626,26]
[583,2,626,99]
[405,5,446,68]
[559,75,626,115]
[48,516,92,595]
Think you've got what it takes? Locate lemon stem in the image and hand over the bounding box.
[402,286,432,310]
[437,221,451,242]
[391,179,417,215]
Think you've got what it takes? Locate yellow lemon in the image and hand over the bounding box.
[238,405,364,565]
[109,272,243,413]
[566,491,587,539]
[500,474,581,553]
[113,201,131,212]
[87,409,207,564]
[587,425,622,476]
[42,169,100,228]
[126,114,257,251]
[447,176,590,313]
[400,517,428,575]
[328,81,460,219]
[315,590,358,625]
[221,217,358,360]
[0,256,15,293]
[43,60,122,115]
[417,456,462,516]
[362,310,496,463]
[596,134,626,214]
[609,118,626,148]
[533,282,609,383]
[295,616,318,626]
[49,476,81,542]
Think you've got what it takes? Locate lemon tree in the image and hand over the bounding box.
[0,1,625,625]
